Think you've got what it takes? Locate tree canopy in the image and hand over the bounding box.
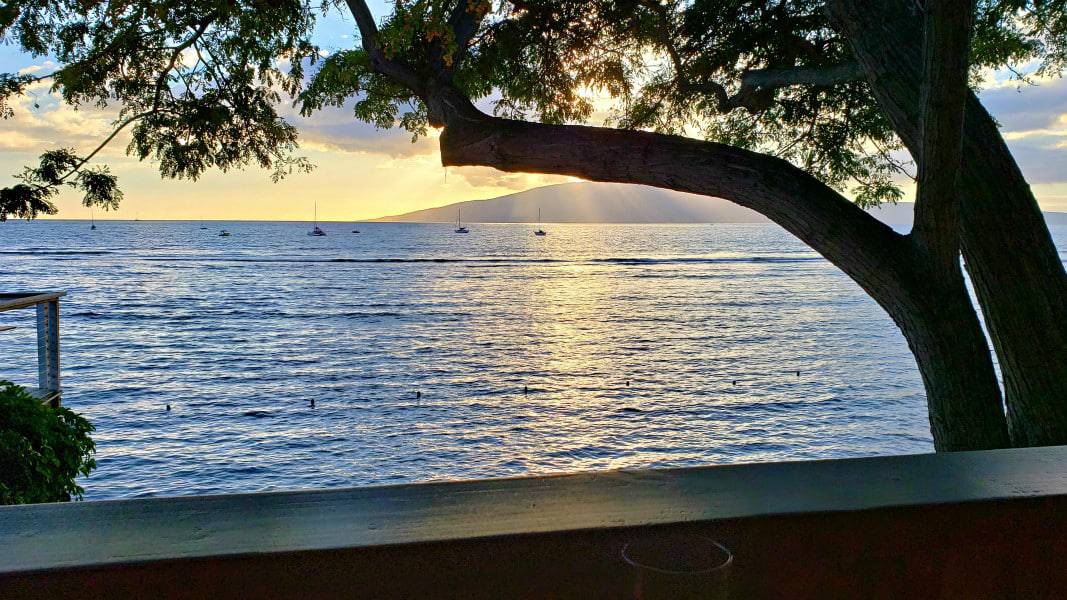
[1,1,1064,220]
[4,1,1067,449]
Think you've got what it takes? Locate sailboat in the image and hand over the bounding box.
[534,208,547,236]
[454,209,469,234]
[89,207,97,230]
[308,202,326,236]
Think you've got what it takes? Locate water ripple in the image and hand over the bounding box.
[2,220,1031,500]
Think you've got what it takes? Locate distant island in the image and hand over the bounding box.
[372,182,1067,226]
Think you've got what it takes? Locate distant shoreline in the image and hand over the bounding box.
[23,216,1067,226]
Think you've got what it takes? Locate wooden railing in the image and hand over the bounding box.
[0,291,64,405]
[2,445,1066,599]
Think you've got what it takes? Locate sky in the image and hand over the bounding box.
[2,3,1066,221]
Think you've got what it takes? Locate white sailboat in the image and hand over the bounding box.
[454,209,469,233]
[534,208,546,236]
[309,202,326,236]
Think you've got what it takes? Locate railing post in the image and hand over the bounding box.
[36,298,61,405]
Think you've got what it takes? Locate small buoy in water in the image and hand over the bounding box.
[796,370,801,377]
[626,380,630,387]
[310,398,315,408]
[732,380,737,386]
[416,391,421,400]
[165,404,171,411]
[524,385,528,395]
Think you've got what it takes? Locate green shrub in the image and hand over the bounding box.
[0,380,96,504]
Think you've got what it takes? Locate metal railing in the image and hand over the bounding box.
[0,291,65,405]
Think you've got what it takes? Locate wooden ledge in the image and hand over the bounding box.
[0,291,65,313]
[3,445,1067,578]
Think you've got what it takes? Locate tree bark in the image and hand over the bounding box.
[912,0,973,262]
[911,0,996,449]
[828,0,1067,446]
[434,88,1009,450]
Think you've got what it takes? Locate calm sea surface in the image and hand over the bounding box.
[2,220,1063,500]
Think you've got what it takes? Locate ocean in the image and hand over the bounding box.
[3,220,1060,500]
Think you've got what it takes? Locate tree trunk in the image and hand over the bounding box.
[828,0,1067,446]
[894,254,1011,449]
[344,0,1012,449]
[432,90,1009,450]
[905,0,1004,449]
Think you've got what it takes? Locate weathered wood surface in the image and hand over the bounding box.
[0,292,65,313]
[2,445,1067,600]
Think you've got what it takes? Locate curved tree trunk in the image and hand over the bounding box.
[433,89,1009,450]
[907,0,1002,449]
[896,258,1012,448]
[343,0,1011,450]
[958,98,1067,446]
[828,0,1067,446]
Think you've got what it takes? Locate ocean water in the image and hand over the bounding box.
[3,219,1057,500]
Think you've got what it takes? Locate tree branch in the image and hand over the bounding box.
[633,1,860,113]
[446,0,490,69]
[152,13,217,111]
[343,0,423,92]
[434,88,909,308]
[636,0,732,109]
[740,63,863,89]
[42,109,170,191]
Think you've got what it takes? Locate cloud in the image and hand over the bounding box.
[995,133,1067,184]
[975,76,1067,187]
[0,87,126,162]
[295,114,439,158]
[0,78,440,168]
[979,76,1067,132]
[448,166,575,192]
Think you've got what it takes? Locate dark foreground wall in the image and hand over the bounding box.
[3,446,1067,599]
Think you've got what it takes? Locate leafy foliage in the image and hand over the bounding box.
[1,0,1064,214]
[0,73,38,118]
[0,149,123,220]
[299,48,426,136]
[973,0,1067,79]
[0,380,96,505]
[0,0,329,217]
[445,0,914,204]
[297,0,1060,204]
